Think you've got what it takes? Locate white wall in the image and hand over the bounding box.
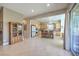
[64,12,70,50]
[64,4,75,51]
[3,8,24,46]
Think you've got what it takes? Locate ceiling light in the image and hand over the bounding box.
[47,3,50,7]
[32,9,34,13]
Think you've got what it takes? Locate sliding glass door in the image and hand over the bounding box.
[70,4,79,55]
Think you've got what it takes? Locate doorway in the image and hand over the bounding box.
[30,14,65,49]
[31,25,38,37]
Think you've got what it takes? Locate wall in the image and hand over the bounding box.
[3,7,24,46]
[24,18,30,39]
[64,3,75,51]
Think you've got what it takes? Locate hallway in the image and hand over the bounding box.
[0,38,71,56]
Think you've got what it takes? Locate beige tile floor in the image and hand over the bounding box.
[0,38,72,56]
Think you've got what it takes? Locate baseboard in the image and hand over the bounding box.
[3,42,9,46]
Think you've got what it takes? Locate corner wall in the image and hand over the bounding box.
[24,18,30,39]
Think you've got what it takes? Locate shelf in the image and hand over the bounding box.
[9,22,23,45]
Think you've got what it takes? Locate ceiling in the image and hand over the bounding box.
[33,14,65,24]
[0,3,69,17]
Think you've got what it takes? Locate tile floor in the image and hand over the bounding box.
[0,38,72,56]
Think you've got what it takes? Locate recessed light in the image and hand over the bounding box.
[47,3,50,7]
[32,9,34,13]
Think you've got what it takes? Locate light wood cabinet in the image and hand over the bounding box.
[9,22,23,45]
[40,23,47,30]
